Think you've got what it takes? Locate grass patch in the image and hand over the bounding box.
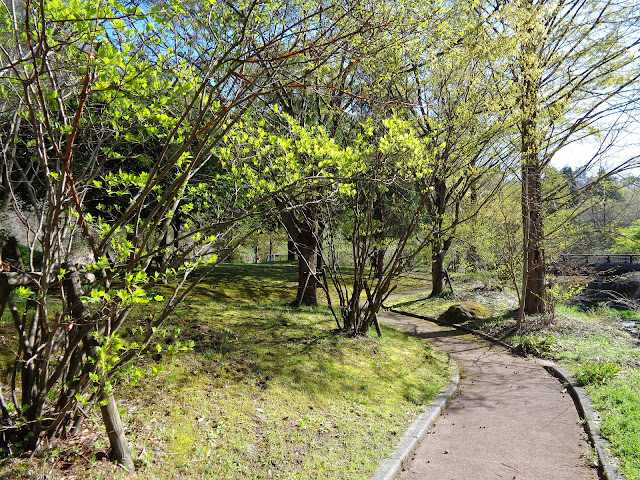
[588,369,640,480]
[0,263,449,479]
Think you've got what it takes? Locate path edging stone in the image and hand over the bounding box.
[387,306,622,480]
[368,361,460,480]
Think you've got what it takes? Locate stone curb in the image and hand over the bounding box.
[368,360,460,480]
[386,307,622,480]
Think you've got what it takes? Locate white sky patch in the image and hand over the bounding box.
[551,142,601,170]
[551,133,640,174]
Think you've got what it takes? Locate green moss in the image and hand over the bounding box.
[458,301,490,318]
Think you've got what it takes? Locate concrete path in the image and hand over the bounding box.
[379,310,598,480]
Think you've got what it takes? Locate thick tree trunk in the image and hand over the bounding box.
[279,205,319,307]
[431,248,446,297]
[1,236,25,270]
[522,161,546,314]
[430,237,452,297]
[287,238,296,261]
[430,178,449,297]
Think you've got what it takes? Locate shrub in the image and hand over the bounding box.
[511,334,555,356]
[575,362,622,386]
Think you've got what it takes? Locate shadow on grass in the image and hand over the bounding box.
[195,262,299,304]
[388,295,432,310]
[162,297,410,403]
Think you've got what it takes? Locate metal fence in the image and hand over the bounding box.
[555,254,640,265]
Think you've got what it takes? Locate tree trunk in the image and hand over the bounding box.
[430,178,449,297]
[519,22,547,316]
[100,391,134,471]
[431,247,446,297]
[295,229,318,307]
[522,161,546,314]
[1,236,25,271]
[63,268,135,469]
[372,197,384,280]
[373,248,385,280]
[287,238,296,261]
[430,237,452,297]
[279,205,319,307]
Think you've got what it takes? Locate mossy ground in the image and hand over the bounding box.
[0,263,449,479]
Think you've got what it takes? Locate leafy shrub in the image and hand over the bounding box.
[511,334,555,356]
[575,362,622,386]
[18,243,43,267]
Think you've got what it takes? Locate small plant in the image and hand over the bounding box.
[575,362,622,386]
[547,281,587,321]
[511,334,555,356]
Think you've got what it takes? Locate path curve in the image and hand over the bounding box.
[379,310,597,480]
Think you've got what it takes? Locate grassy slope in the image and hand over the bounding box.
[0,263,450,480]
[390,279,640,480]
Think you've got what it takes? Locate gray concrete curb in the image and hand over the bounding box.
[368,360,459,480]
[387,307,623,480]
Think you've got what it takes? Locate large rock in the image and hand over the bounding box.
[441,302,489,324]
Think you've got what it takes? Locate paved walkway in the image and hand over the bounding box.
[379,310,598,480]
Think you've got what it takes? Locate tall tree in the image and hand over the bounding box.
[243,0,452,306]
[404,25,514,296]
[489,0,640,317]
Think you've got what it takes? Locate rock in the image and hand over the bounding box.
[441,302,489,324]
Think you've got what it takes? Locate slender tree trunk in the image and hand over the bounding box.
[519,18,547,316]
[466,181,479,269]
[63,268,134,469]
[295,229,318,306]
[373,248,385,280]
[372,197,384,280]
[100,392,134,471]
